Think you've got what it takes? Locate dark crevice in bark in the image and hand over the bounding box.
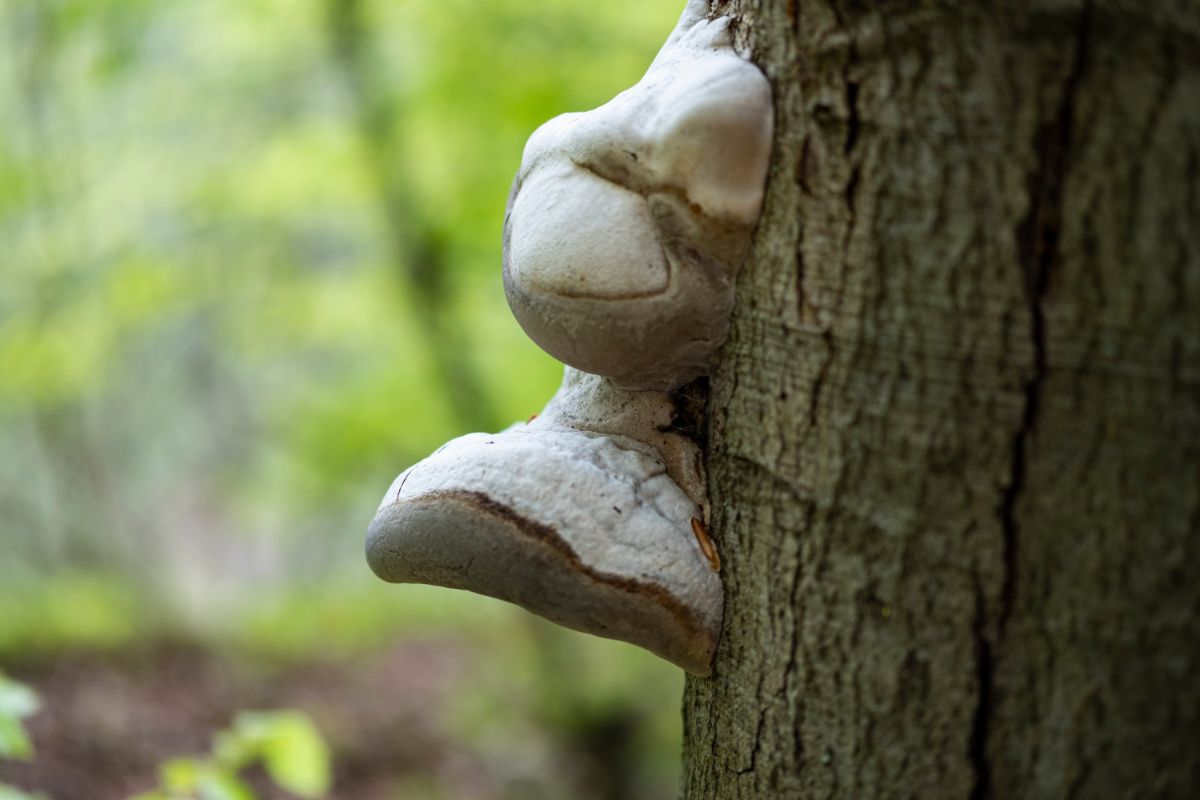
[836,46,862,322]
[805,331,836,434]
[795,241,808,319]
[842,74,862,221]
[797,135,814,195]
[844,165,861,222]
[968,584,997,800]
[781,501,815,770]
[1005,0,1092,632]
[738,714,767,775]
[844,80,861,154]
[970,4,1093,799]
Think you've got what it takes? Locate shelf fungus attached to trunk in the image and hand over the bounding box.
[366,0,772,676]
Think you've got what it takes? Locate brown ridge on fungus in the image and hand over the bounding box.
[416,488,713,647]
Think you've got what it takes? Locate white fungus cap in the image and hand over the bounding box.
[503,1,773,391]
[367,370,721,675]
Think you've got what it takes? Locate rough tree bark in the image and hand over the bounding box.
[684,1,1199,797]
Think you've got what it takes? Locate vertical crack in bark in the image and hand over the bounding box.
[969,4,1093,798]
[968,584,997,800]
[784,501,815,770]
[795,221,809,321]
[839,64,861,318]
[844,80,860,155]
[805,330,836,434]
[738,713,767,776]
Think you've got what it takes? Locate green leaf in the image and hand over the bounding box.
[0,676,37,759]
[0,676,38,721]
[0,784,48,800]
[0,717,33,761]
[235,712,330,798]
[198,772,255,800]
[212,725,256,772]
[161,757,202,792]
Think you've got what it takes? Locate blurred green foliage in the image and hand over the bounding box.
[1,0,679,590]
[0,673,39,761]
[133,711,331,800]
[0,674,45,800]
[0,0,686,796]
[0,0,678,628]
[0,786,44,800]
[0,571,149,657]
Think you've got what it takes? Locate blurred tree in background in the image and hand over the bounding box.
[0,0,687,797]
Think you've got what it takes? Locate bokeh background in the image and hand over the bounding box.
[0,0,686,797]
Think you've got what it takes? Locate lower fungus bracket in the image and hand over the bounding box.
[367,369,722,675]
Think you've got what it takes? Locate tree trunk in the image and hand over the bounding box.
[683,1,1200,797]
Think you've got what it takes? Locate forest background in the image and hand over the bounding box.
[0,0,688,797]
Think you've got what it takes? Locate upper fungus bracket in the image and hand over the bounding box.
[367,0,774,676]
[502,0,773,391]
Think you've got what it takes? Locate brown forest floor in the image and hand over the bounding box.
[0,641,479,800]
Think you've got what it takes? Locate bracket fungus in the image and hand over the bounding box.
[503,0,773,391]
[367,0,772,676]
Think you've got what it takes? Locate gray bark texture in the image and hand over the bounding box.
[683,1,1200,797]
